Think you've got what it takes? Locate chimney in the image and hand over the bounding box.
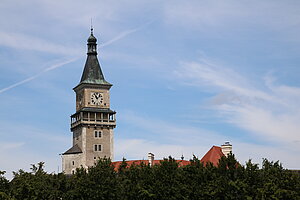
[221,142,232,157]
[148,152,154,167]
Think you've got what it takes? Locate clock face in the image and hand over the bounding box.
[90,92,104,106]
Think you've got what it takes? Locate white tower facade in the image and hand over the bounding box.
[62,29,116,174]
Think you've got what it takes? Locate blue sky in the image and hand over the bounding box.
[1,0,300,178]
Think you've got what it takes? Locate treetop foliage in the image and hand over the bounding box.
[1,154,300,200]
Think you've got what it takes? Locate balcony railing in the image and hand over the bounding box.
[71,112,116,128]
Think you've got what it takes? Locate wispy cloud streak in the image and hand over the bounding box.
[0,57,80,94]
[174,58,300,148]
[0,21,153,94]
[100,20,154,48]
[0,31,81,55]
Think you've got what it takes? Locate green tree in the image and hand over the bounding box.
[2,154,300,200]
[257,159,300,199]
[151,157,188,200]
[65,157,120,200]
[10,162,64,200]
[0,170,10,199]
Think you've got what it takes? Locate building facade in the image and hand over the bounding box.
[62,29,116,174]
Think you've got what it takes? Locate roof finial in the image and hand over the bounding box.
[91,18,93,35]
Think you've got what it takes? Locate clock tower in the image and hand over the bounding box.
[62,29,116,174]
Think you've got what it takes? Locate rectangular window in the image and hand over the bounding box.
[94,144,102,151]
[94,131,102,138]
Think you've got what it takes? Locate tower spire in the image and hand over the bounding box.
[76,28,111,86]
[91,18,93,35]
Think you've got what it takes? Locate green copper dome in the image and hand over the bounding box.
[87,34,97,43]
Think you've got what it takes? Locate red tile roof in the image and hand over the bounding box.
[112,159,190,170]
[200,146,225,166]
[112,146,225,170]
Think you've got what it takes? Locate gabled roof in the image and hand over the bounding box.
[200,146,225,166]
[63,144,82,155]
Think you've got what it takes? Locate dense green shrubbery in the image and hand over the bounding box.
[1,154,300,199]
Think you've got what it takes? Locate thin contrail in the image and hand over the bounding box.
[0,57,80,94]
[100,28,139,48]
[100,20,155,48]
[0,21,154,94]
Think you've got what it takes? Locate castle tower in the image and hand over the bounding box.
[62,29,116,174]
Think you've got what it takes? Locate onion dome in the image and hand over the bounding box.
[87,28,97,43]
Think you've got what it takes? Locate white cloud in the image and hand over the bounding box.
[0,22,148,95]
[115,111,228,161]
[164,1,300,29]
[115,132,300,170]
[0,122,69,179]
[0,142,24,150]
[118,110,225,145]
[0,31,81,55]
[174,59,273,102]
[36,1,125,28]
[115,138,204,161]
[0,147,61,180]
[174,58,300,150]
[0,121,69,147]
[233,141,300,169]
[163,1,300,42]
[220,105,300,144]
[117,110,300,169]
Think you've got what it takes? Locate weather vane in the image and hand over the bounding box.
[91,18,93,34]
